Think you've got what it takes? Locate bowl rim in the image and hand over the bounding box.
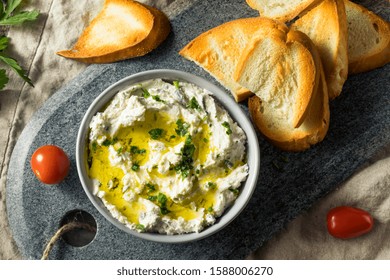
[76,69,260,243]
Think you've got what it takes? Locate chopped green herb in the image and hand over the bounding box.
[170,135,176,140]
[206,182,217,189]
[131,163,140,171]
[175,119,190,136]
[136,224,145,231]
[195,169,200,175]
[156,193,170,215]
[157,193,168,205]
[130,145,146,155]
[145,183,156,192]
[148,195,157,201]
[229,188,239,195]
[160,207,170,215]
[222,121,232,135]
[173,80,180,89]
[152,95,166,103]
[142,88,150,98]
[207,206,214,213]
[188,97,201,110]
[102,139,111,146]
[117,147,123,154]
[203,138,209,143]
[91,141,98,152]
[174,135,195,178]
[102,137,117,146]
[148,128,165,140]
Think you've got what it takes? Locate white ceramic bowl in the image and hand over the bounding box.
[76,69,260,243]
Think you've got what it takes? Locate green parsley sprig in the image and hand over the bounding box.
[222,121,232,135]
[0,0,39,90]
[148,128,165,140]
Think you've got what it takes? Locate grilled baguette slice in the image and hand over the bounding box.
[57,0,170,63]
[291,0,348,100]
[345,0,390,74]
[235,30,329,151]
[245,0,324,22]
[179,17,289,102]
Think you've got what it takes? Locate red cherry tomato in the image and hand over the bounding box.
[30,145,70,184]
[327,206,374,239]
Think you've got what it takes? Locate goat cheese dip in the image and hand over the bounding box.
[87,79,249,234]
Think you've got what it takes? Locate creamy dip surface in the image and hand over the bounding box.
[87,79,249,234]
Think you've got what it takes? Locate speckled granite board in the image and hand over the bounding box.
[6,0,390,259]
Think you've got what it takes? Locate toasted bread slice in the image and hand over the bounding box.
[235,30,329,151]
[345,0,390,74]
[57,0,170,63]
[234,30,320,129]
[291,0,348,100]
[245,0,324,22]
[248,65,329,151]
[179,17,289,102]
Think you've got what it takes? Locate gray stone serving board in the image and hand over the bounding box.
[6,0,390,260]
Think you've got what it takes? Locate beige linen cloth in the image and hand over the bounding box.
[0,0,389,260]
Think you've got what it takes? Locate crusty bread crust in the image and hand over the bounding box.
[57,0,170,63]
[179,17,289,102]
[246,0,324,22]
[345,0,390,74]
[291,0,348,100]
[286,30,321,128]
